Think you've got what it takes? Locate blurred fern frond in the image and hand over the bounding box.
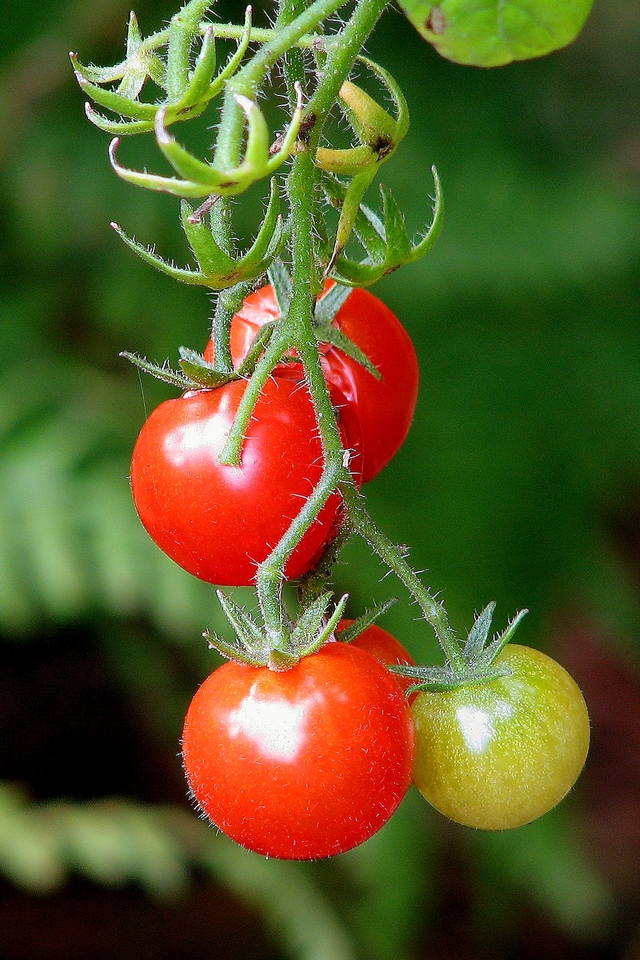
[0,356,222,639]
[0,782,357,960]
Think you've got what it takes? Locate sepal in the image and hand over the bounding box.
[204,591,350,670]
[110,179,283,290]
[313,57,410,268]
[108,83,303,198]
[389,605,528,693]
[177,347,240,387]
[119,349,238,389]
[72,4,252,135]
[334,597,398,643]
[324,166,443,287]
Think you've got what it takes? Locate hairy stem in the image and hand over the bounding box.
[341,485,466,672]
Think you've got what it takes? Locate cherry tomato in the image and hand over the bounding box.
[411,644,590,830]
[181,643,416,859]
[130,377,362,587]
[204,282,419,482]
[336,619,418,700]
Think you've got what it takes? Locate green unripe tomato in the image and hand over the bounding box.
[411,644,590,830]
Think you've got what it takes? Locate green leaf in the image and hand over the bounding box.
[397,0,595,67]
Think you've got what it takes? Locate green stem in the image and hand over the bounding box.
[341,486,466,672]
[304,0,390,151]
[276,0,309,100]
[213,0,348,170]
[166,0,213,100]
[236,0,348,92]
[236,0,393,643]
[210,24,321,47]
[211,282,251,375]
[256,458,343,649]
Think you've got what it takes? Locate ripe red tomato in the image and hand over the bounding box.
[411,644,590,830]
[336,619,418,700]
[181,643,415,859]
[130,377,362,587]
[204,282,419,482]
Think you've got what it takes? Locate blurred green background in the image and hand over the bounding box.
[1,0,640,956]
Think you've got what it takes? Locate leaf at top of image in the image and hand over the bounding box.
[397,0,595,67]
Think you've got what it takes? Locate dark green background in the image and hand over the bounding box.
[1,0,639,957]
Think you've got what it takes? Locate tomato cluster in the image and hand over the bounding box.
[131,283,417,587]
[181,624,590,856]
[129,284,589,859]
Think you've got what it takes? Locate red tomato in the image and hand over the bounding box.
[204,282,419,482]
[336,619,418,700]
[181,643,415,859]
[130,377,362,587]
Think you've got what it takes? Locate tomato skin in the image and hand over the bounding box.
[337,619,418,700]
[411,644,590,830]
[181,643,416,859]
[130,377,362,587]
[204,282,419,482]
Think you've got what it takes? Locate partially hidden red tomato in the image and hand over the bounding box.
[204,282,419,482]
[411,644,590,830]
[336,619,418,700]
[181,643,415,859]
[130,376,362,587]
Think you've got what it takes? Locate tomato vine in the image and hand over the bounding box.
[73,0,595,855]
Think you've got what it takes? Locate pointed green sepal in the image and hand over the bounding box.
[236,324,276,377]
[462,602,496,660]
[202,629,248,663]
[298,594,350,658]
[165,0,216,101]
[111,221,213,284]
[119,351,193,389]
[317,325,381,379]
[180,202,237,277]
[108,84,303,199]
[313,282,352,325]
[83,103,164,136]
[334,598,399,643]
[113,182,282,290]
[73,66,160,121]
[326,165,379,272]
[316,143,379,177]
[267,259,293,317]
[288,592,333,650]
[327,166,443,287]
[475,608,529,668]
[215,590,274,663]
[178,347,240,387]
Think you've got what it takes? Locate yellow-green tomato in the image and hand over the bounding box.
[411,645,590,830]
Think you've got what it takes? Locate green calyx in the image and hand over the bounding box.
[204,591,349,669]
[71,3,252,135]
[389,603,529,693]
[111,179,284,291]
[323,166,443,287]
[107,85,303,199]
[312,56,411,271]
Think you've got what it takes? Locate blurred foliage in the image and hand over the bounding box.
[0,0,639,957]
